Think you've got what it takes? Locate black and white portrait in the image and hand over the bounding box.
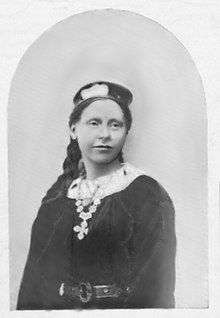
[6,6,210,312]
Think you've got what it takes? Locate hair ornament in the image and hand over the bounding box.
[74,81,133,108]
[80,83,109,100]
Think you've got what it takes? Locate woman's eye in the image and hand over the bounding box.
[111,122,120,129]
[88,121,99,126]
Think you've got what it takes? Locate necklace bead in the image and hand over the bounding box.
[76,206,83,213]
[73,178,103,240]
[89,205,96,213]
[75,200,82,207]
[79,212,92,221]
[82,198,92,206]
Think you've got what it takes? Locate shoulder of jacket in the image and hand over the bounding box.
[35,197,68,223]
[120,173,172,207]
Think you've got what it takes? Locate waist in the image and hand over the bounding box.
[59,281,131,303]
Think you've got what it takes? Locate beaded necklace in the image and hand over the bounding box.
[69,163,145,240]
[73,178,103,240]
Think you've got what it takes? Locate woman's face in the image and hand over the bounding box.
[71,99,127,165]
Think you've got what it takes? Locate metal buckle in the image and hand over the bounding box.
[79,282,92,303]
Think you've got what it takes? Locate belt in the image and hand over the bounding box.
[59,281,130,303]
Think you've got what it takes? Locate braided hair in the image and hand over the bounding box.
[42,100,132,204]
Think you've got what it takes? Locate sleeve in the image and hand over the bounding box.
[17,203,53,310]
[122,181,176,308]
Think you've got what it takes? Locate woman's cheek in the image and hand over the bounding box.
[115,131,127,145]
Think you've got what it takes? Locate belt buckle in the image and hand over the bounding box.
[79,282,92,303]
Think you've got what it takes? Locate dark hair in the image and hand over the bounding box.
[42,100,132,204]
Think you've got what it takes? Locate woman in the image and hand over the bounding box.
[17,81,176,310]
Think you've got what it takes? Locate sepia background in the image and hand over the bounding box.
[1,1,220,317]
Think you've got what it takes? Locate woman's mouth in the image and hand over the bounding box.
[93,145,112,149]
[93,145,113,150]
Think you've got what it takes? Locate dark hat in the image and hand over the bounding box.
[73,81,133,108]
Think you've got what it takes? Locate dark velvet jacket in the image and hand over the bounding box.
[17,175,176,310]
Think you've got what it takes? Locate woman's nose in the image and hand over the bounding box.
[98,125,111,139]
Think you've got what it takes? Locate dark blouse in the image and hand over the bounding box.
[17,175,176,310]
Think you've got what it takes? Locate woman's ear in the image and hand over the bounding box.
[70,124,77,140]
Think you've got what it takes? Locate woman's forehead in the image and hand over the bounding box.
[81,99,124,119]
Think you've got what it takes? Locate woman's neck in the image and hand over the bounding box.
[82,158,122,180]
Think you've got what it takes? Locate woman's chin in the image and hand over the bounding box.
[92,158,114,165]
[90,154,119,165]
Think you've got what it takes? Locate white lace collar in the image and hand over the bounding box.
[67,162,145,200]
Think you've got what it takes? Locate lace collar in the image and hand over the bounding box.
[67,162,145,200]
